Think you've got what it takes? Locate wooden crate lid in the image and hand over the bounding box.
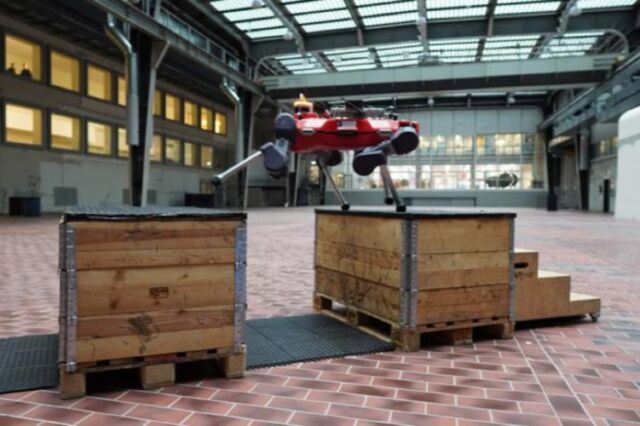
[62,205,246,222]
[315,207,516,220]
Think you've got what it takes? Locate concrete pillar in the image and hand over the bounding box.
[616,106,640,219]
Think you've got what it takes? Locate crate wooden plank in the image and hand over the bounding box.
[417,251,510,289]
[75,247,236,270]
[416,284,510,324]
[76,307,235,340]
[71,221,238,252]
[315,241,401,287]
[417,218,510,254]
[315,267,399,321]
[76,264,235,316]
[75,326,235,363]
[317,214,402,252]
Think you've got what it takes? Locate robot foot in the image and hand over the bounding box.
[317,150,343,167]
[390,126,419,155]
[275,113,296,142]
[260,140,290,179]
[352,148,388,176]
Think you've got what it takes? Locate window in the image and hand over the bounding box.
[50,113,80,151]
[184,142,197,167]
[153,90,162,116]
[184,101,198,127]
[87,121,112,155]
[4,103,42,146]
[201,145,214,168]
[50,51,79,92]
[117,76,126,106]
[165,94,181,121]
[5,34,41,81]
[150,135,162,162]
[200,107,213,131]
[117,127,129,158]
[165,137,182,164]
[87,64,112,101]
[494,134,522,156]
[215,111,227,135]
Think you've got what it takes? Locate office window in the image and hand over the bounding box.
[50,51,79,92]
[153,90,162,116]
[200,107,213,131]
[201,145,213,168]
[87,121,112,155]
[50,113,80,151]
[165,137,182,164]
[118,127,129,158]
[4,103,42,146]
[87,64,112,101]
[215,112,227,135]
[5,34,41,81]
[184,142,197,167]
[117,76,126,106]
[184,101,198,127]
[165,94,181,121]
[150,135,162,162]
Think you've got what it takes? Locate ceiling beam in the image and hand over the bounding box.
[476,0,498,61]
[416,0,428,53]
[262,0,305,53]
[344,0,364,46]
[251,10,634,58]
[183,0,250,54]
[312,52,336,72]
[531,0,578,59]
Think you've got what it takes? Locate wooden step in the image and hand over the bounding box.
[515,270,571,321]
[513,249,539,280]
[566,293,601,320]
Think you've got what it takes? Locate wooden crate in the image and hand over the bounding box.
[513,250,600,322]
[58,206,247,398]
[314,209,516,351]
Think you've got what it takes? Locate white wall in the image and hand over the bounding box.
[615,106,640,219]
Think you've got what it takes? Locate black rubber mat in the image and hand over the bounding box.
[0,314,394,394]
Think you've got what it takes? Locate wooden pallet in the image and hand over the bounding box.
[513,249,601,322]
[314,293,513,352]
[59,345,246,399]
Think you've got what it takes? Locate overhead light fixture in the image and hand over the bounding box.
[507,94,516,104]
[251,0,264,8]
[368,51,376,61]
[568,4,582,17]
[283,30,294,41]
[416,16,427,25]
[427,96,434,107]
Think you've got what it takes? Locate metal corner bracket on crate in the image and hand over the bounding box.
[234,221,248,353]
[399,218,418,328]
[59,224,78,373]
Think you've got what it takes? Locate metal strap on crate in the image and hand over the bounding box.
[59,225,78,373]
[234,222,248,353]
[399,219,418,328]
[508,218,516,322]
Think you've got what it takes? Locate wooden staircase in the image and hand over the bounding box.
[514,249,601,322]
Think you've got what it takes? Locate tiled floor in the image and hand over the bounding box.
[0,207,639,425]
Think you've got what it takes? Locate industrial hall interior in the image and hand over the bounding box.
[1,0,640,425]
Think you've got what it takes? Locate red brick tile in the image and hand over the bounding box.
[455,377,512,390]
[306,390,365,406]
[228,404,292,422]
[319,371,373,385]
[339,383,395,398]
[591,395,640,411]
[158,385,215,399]
[253,383,309,398]
[270,366,321,379]
[243,373,288,385]
[127,405,190,423]
[428,383,485,397]
[487,389,548,403]
[200,377,257,391]
[23,391,75,407]
[119,390,178,406]
[268,396,329,414]
[548,395,589,419]
[23,406,90,424]
[396,389,455,405]
[458,396,520,412]
[371,377,428,391]
[287,378,341,391]
[71,397,135,416]
[391,411,456,426]
[400,371,454,385]
[172,396,233,414]
[184,413,251,426]
[0,400,36,416]
[428,403,491,422]
[77,413,145,426]
[212,389,271,405]
[365,396,426,413]
[587,405,640,423]
[0,415,40,426]
[289,412,356,426]
[350,366,400,378]
[328,404,390,422]
[519,401,556,416]
[491,411,561,426]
